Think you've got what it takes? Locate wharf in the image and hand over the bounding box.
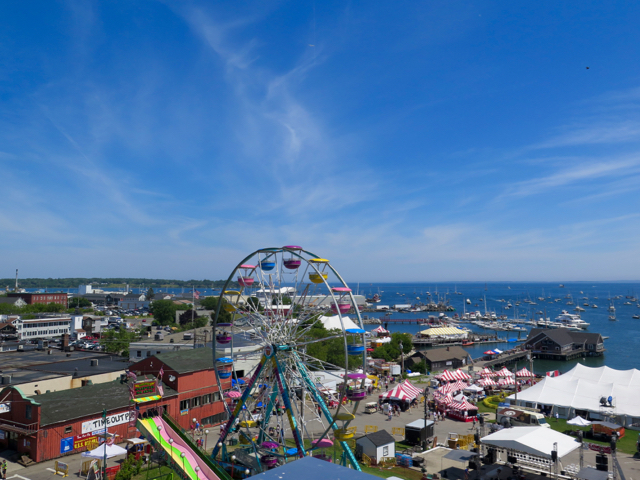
[412,334,505,348]
[482,349,529,368]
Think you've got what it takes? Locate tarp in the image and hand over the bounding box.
[481,427,580,459]
[319,315,361,331]
[508,366,640,418]
[81,443,127,459]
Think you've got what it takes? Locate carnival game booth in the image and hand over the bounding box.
[481,427,580,475]
[378,380,422,411]
[447,398,478,422]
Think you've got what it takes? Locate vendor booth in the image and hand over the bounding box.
[447,398,478,422]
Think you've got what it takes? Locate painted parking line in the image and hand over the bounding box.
[46,468,57,473]
[8,474,32,480]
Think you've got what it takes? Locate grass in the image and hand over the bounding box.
[546,418,638,455]
[131,464,175,480]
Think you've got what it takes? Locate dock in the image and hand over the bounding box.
[411,334,507,348]
[482,350,529,368]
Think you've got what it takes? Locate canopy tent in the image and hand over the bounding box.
[464,384,484,393]
[508,366,640,419]
[418,327,468,339]
[437,383,454,395]
[480,367,496,377]
[478,378,497,387]
[481,427,580,459]
[450,398,478,411]
[562,364,640,386]
[454,369,471,380]
[372,326,389,334]
[496,367,513,377]
[498,376,515,386]
[567,416,592,426]
[82,443,128,459]
[319,315,361,331]
[379,381,421,402]
[516,367,535,378]
[433,391,453,405]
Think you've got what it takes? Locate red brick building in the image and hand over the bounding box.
[8,292,68,307]
[129,347,231,430]
[0,348,230,462]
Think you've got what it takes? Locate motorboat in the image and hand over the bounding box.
[555,310,590,329]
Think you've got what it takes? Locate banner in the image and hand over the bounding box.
[60,437,74,454]
[74,431,101,451]
[82,411,130,434]
[128,408,138,428]
[586,442,612,454]
[133,381,157,397]
[0,403,10,414]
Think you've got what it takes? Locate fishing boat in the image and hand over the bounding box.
[462,340,474,346]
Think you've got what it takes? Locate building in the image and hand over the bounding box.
[0,297,27,308]
[524,328,605,361]
[355,430,396,464]
[0,376,175,462]
[8,293,68,307]
[129,347,230,430]
[14,316,72,341]
[0,322,17,337]
[0,347,232,462]
[119,293,149,310]
[409,346,472,371]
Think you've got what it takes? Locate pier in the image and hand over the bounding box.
[412,334,505,348]
[482,350,529,368]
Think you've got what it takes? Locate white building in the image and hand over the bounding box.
[355,430,396,463]
[78,285,94,295]
[119,293,149,310]
[14,317,71,340]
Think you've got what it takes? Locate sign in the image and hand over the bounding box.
[0,403,10,414]
[133,381,156,397]
[74,432,100,451]
[82,411,130,434]
[60,437,74,454]
[180,409,189,416]
[0,430,5,440]
[55,461,69,477]
[586,442,612,454]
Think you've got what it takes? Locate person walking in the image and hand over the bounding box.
[2,460,7,480]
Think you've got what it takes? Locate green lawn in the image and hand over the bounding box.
[131,465,175,480]
[546,418,638,455]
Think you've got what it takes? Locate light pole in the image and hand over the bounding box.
[204,429,209,452]
[399,341,404,374]
[180,452,186,473]
[422,386,429,451]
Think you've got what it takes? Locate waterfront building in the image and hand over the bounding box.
[409,346,472,371]
[524,328,605,361]
[7,292,68,307]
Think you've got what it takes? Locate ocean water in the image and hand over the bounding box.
[356,282,640,374]
[35,281,640,373]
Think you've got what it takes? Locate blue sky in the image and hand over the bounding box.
[2,1,640,282]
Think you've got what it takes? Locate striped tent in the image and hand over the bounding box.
[478,378,497,387]
[450,380,469,392]
[372,326,388,334]
[450,398,479,411]
[433,391,454,405]
[498,376,515,386]
[516,367,535,378]
[496,367,513,377]
[437,383,454,394]
[454,369,471,381]
[378,380,421,402]
[435,370,459,382]
[480,367,496,377]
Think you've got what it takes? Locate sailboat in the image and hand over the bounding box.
[608,300,617,321]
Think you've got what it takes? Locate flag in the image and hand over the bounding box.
[126,370,137,382]
[158,366,164,379]
[194,290,201,300]
[157,384,164,397]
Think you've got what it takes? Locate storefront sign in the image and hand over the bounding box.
[60,437,74,454]
[133,381,156,397]
[74,431,101,450]
[81,412,130,434]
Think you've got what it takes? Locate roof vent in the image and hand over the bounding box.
[91,359,99,366]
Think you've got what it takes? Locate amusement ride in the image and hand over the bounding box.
[210,246,367,472]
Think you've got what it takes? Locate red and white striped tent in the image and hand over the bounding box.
[495,367,513,377]
[454,369,471,381]
[433,391,454,405]
[372,326,388,334]
[450,380,469,392]
[479,367,497,377]
[478,378,498,387]
[498,376,516,386]
[437,383,454,395]
[516,367,535,378]
[435,370,459,382]
[379,380,421,402]
[450,397,479,411]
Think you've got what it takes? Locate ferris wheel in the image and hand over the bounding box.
[210,246,367,473]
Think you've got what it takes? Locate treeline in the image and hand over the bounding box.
[0,278,233,289]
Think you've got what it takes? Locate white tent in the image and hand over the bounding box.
[508,365,640,420]
[319,315,361,331]
[81,443,128,459]
[567,416,592,426]
[464,384,484,393]
[481,427,580,459]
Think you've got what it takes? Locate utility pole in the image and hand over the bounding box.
[102,408,107,480]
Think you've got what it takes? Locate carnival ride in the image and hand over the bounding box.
[210,246,367,473]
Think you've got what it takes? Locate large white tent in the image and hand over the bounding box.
[508,364,640,424]
[481,427,580,459]
[319,315,361,331]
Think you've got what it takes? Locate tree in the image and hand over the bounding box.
[178,309,209,328]
[100,329,139,356]
[199,296,233,323]
[69,297,92,308]
[146,287,155,301]
[150,300,177,325]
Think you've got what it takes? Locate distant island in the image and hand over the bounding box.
[0,278,231,290]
